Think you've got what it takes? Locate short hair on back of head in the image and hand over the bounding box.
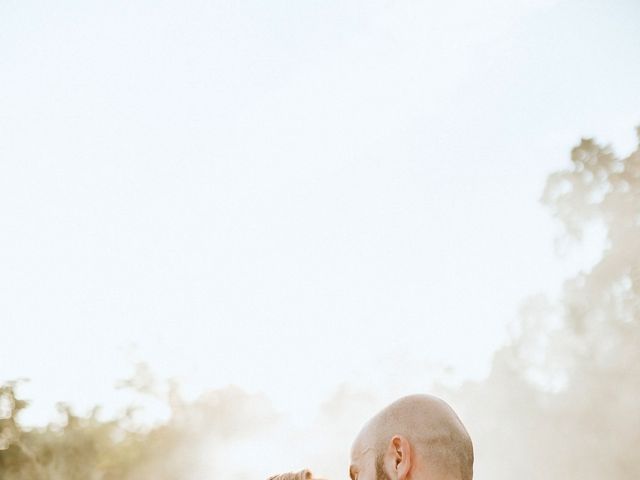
[368,395,473,480]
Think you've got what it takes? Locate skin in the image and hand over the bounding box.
[349,395,473,480]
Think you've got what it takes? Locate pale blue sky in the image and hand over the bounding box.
[1,0,639,430]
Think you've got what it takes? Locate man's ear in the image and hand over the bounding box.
[388,435,411,480]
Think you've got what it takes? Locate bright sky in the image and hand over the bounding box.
[1,0,639,427]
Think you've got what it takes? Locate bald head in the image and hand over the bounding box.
[350,395,473,480]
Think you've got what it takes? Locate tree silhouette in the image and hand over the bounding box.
[452,127,640,480]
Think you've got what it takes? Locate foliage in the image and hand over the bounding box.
[451,128,640,480]
[0,374,276,480]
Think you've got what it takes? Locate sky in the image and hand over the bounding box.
[1,0,639,428]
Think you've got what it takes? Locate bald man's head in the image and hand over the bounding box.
[350,395,473,480]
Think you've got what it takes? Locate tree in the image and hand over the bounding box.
[0,370,277,479]
[451,128,640,480]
